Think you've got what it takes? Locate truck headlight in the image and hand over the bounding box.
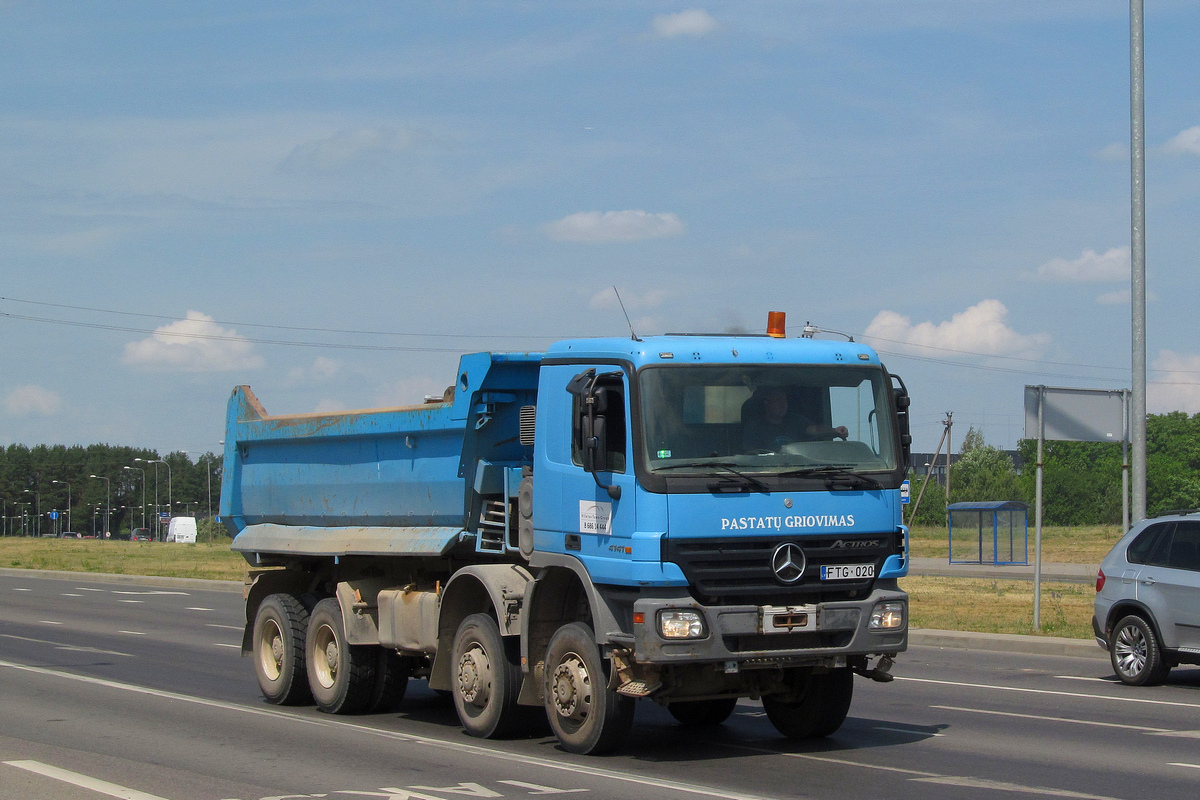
[659,609,706,639]
[869,600,906,630]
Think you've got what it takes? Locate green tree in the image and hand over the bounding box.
[950,428,1022,505]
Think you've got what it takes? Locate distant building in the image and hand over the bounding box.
[910,450,1024,486]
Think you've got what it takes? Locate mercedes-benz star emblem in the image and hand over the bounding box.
[771,542,806,584]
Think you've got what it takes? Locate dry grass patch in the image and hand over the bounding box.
[901,575,1095,639]
[908,524,1123,565]
[0,538,246,581]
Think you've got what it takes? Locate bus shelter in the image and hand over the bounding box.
[948,501,1029,565]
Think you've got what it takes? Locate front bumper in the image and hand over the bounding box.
[631,587,907,666]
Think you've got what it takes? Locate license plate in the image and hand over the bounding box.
[821,563,875,581]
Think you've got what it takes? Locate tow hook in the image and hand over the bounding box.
[853,654,895,683]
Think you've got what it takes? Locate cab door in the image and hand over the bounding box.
[532,364,638,584]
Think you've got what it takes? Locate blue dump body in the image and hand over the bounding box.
[220,351,541,548]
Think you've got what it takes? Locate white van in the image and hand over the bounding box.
[166,516,197,543]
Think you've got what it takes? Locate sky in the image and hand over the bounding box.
[2,1,1199,459]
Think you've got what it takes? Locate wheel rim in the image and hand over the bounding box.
[457,643,492,708]
[312,622,339,689]
[1114,623,1148,677]
[257,618,284,682]
[551,652,593,725]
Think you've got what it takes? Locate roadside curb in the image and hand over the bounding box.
[909,627,1106,660]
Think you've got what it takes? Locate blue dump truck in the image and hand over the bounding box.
[220,314,911,754]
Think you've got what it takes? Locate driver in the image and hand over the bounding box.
[742,387,848,452]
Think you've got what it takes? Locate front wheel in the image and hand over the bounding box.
[451,614,527,738]
[543,622,634,755]
[306,597,377,714]
[668,698,739,726]
[762,668,853,739]
[1110,614,1169,686]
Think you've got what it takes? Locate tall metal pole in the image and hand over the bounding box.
[1034,387,1045,630]
[1130,0,1148,522]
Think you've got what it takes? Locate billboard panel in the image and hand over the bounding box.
[1023,386,1129,443]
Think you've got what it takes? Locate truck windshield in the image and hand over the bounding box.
[639,364,898,476]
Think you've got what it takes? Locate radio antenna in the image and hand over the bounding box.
[613,286,642,342]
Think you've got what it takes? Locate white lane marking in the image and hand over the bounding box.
[40,620,63,625]
[214,643,241,649]
[113,590,190,596]
[63,593,84,597]
[930,704,1174,734]
[1170,763,1200,769]
[119,600,145,604]
[4,759,170,800]
[12,587,31,591]
[0,632,132,657]
[186,607,214,611]
[118,631,146,636]
[874,726,945,736]
[781,754,1124,800]
[498,780,589,794]
[911,774,1122,799]
[1055,675,1109,683]
[205,623,242,631]
[897,675,1200,710]
[76,587,106,592]
[0,658,776,800]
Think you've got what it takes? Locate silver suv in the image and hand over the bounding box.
[1094,511,1200,685]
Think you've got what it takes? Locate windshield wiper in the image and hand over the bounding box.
[656,461,770,493]
[778,465,883,490]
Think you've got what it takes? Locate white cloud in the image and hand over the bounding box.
[864,299,1048,358]
[372,376,451,408]
[122,312,264,372]
[1151,350,1200,414]
[1036,247,1129,283]
[545,210,685,243]
[1164,126,1200,156]
[5,385,63,416]
[280,127,420,173]
[285,356,341,386]
[1095,142,1128,161]
[650,9,719,38]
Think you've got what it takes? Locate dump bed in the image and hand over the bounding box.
[219,351,541,558]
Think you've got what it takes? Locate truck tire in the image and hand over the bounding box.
[543,622,634,755]
[667,698,738,726]
[306,597,377,714]
[762,668,853,739]
[366,647,409,714]
[451,613,527,738]
[252,593,313,706]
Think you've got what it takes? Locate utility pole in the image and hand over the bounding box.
[943,412,954,502]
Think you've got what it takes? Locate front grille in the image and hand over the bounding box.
[662,532,900,604]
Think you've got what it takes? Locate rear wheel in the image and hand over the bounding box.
[1110,614,1169,686]
[763,668,854,739]
[252,593,312,705]
[366,647,409,713]
[306,598,377,714]
[668,698,739,726]
[451,614,528,738]
[543,622,634,755]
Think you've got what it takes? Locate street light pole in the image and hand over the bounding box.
[89,475,111,538]
[136,457,171,539]
[123,466,146,532]
[51,480,71,534]
[23,489,40,537]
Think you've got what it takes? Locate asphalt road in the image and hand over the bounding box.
[2,571,1199,800]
